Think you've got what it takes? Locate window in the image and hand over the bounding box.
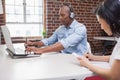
[5,0,44,37]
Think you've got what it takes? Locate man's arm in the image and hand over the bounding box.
[28,30,58,47]
[25,41,45,47]
[41,31,58,46]
[40,42,64,53]
[26,42,64,54]
[32,41,45,47]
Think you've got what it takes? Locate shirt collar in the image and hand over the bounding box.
[64,19,76,29]
[69,19,76,29]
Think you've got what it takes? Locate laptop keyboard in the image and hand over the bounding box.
[15,48,25,53]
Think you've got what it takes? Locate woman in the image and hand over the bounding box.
[78,0,120,80]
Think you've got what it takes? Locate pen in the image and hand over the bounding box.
[85,52,89,58]
[86,52,92,60]
[25,37,32,54]
[25,37,27,48]
[26,37,27,43]
[25,37,28,54]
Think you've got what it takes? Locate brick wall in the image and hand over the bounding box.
[45,0,105,54]
[0,0,5,25]
[0,0,5,44]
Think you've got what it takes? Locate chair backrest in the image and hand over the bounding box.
[85,75,105,80]
[87,42,91,53]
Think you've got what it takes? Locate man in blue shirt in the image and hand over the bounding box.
[25,3,87,55]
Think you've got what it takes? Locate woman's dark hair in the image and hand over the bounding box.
[95,0,120,37]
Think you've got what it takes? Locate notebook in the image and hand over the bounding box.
[1,25,40,58]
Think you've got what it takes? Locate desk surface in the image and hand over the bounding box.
[94,37,116,41]
[0,44,110,80]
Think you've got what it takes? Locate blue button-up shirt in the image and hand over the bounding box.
[42,19,87,55]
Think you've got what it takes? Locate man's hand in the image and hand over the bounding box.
[25,46,43,54]
[24,41,35,48]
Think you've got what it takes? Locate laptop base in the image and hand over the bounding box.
[6,48,41,59]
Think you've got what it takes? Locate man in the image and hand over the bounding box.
[25,3,87,55]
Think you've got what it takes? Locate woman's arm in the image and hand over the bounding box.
[91,55,110,62]
[84,53,110,62]
[78,57,120,80]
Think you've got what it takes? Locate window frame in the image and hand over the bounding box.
[5,0,45,43]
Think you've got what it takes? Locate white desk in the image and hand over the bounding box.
[94,37,116,41]
[0,44,110,80]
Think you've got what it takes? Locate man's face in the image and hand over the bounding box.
[59,6,70,25]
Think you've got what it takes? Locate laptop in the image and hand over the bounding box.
[1,25,40,58]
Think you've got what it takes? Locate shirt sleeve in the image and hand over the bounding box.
[59,25,87,49]
[41,32,58,46]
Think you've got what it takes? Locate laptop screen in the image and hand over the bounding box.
[1,25,15,52]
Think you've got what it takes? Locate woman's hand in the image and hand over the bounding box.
[84,53,95,61]
[77,56,91,68]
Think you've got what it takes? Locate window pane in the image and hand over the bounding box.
[6,3,23,22]
[26,0,35,6]
[26,2,43,22]
[14,0,23,6]
[15,6,23,14]
[6,14,23,22]
[26,6,34,15]
[35,0,43,6]
[5,0,23,5]
[6,5,15,14]
[35,7,43,15]
[5,0,44,38]
[15,15,24,22]
[26,15,42,22]
[7,24,43,37]
[5,0,15,5]
[26,0,43,7]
